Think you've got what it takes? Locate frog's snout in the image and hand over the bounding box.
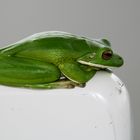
[117,56,124,67]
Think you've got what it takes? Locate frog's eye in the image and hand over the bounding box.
[102,50,112,60]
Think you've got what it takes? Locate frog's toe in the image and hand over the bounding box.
[66,83,75,88]
[67,82,86,88]
[60,81,85,89]
[78,83,86,88]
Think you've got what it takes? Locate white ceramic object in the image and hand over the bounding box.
[0,71,133,140]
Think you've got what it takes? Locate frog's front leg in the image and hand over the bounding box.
[59,61,97,85]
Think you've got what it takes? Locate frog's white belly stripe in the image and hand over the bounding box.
[78,60,111,69]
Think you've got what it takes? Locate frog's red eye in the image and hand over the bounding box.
[102,50,112,60]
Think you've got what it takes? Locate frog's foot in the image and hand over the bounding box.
[53,80,86,89]
[58,79,86,88]
[22,80,85,89]
[77,83,86,88]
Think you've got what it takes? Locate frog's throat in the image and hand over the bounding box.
[78,60,113,69]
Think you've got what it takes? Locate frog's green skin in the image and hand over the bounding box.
[0,31,123,89]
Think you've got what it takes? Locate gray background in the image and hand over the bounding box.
[0,0,139,139]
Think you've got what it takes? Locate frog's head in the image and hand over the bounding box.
[77,40,124,69]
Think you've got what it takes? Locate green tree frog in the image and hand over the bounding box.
[0,31,123,89]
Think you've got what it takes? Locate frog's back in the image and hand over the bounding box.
[0,31,99,64]
[24,31,83,41]
[1,31,93,55]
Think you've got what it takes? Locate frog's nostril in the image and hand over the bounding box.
[119,56,122,60]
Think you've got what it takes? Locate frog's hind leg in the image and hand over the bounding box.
[0,56,62,88]
[0,56,84,89]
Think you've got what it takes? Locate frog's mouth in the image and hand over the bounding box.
[78,60,114,69]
